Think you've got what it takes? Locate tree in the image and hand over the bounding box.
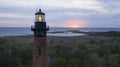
[52,57,66,67]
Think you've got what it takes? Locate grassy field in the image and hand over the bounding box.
[0,32,120,67]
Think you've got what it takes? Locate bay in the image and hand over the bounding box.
[0,27,120,37]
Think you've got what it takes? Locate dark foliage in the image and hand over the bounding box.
[0,32,120,67]
[0,38,33,67]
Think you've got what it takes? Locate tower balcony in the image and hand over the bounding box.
[31,25,49,31]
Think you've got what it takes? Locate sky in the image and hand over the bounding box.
[0,0,120,28]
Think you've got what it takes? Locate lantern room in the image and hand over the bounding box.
[31,9,49,37]
[35,9,45,22]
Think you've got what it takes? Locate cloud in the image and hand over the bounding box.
[0,20,33,27]
[0,13,32,19]
[0,0,39,8]
[97,0,120,15]
[0,0,120,27]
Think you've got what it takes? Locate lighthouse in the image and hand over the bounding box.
[31,9,49,67]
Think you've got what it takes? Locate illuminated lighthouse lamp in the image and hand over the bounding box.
[35,9,45,22]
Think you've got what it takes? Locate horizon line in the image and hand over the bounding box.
[0,27,120,28]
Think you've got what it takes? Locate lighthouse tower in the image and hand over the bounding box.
[31,9,49,67]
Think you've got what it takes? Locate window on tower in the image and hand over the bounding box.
[38,46,42,55]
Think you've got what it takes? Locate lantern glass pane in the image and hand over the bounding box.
[38,15,42,22]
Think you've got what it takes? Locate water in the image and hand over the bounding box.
[47,32,86,36]
[49,28,120,32]
[0,27,32,37]
[0,27,120,37]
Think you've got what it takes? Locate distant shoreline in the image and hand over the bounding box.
[0,31,120,37]
[0,27,120,37]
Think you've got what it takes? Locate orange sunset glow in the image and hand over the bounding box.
[66,20,84,28]
[69,24,81,28]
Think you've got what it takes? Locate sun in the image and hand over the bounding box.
[70,24,80,28]
[68,22,81,28]
[66,20,84,28]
